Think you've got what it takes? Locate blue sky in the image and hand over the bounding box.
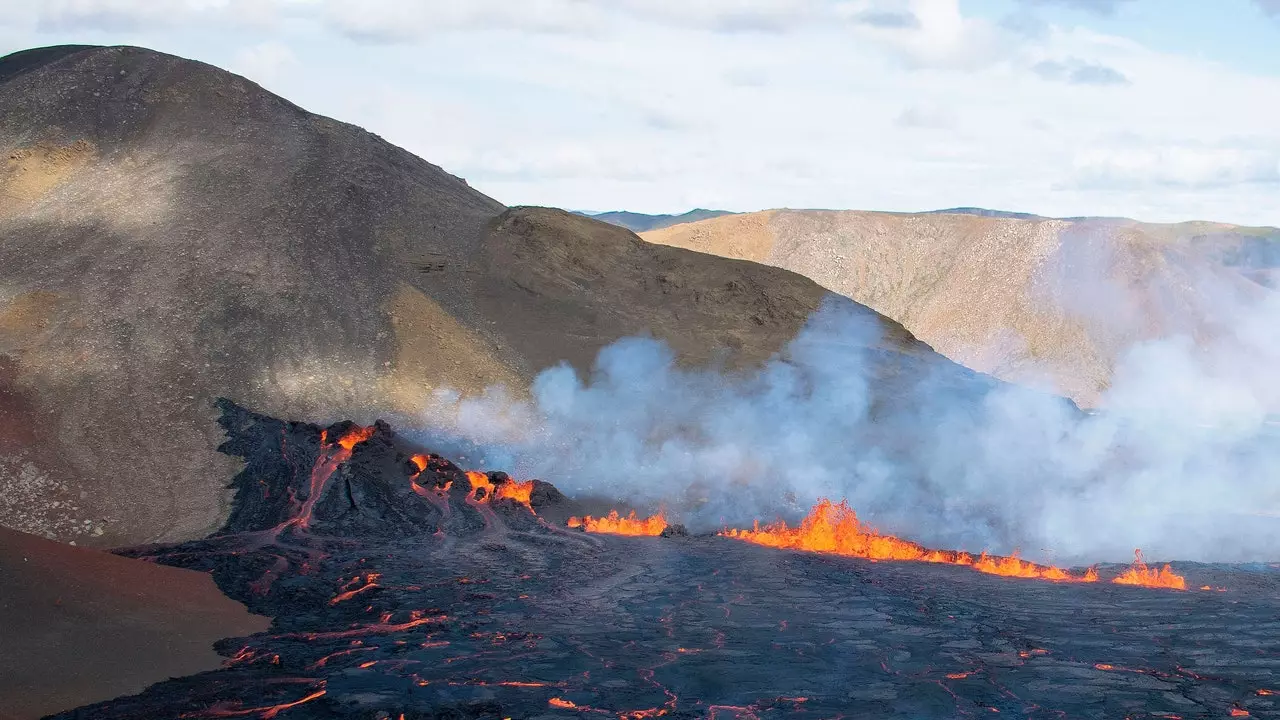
[2,0,1279,224]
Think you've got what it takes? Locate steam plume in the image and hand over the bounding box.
[412,285,1280,565]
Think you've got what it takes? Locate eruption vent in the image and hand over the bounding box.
[1112,549,1187,590]
[722,499,1101,584]
[567,510,668,536]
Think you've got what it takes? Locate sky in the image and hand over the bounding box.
[2,0,1280,224]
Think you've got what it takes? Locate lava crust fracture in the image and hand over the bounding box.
[52,401,1280,719]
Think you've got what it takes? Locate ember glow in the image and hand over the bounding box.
[409,454,430,473]
[1112,550,1187,590]
[465,470,494,500]
[721,499,1099,583]
[495,479,536,508]
[567,510,668,536]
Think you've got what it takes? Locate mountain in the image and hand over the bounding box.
[0,46,1005,547]
[924,207,1044,221]
[573,208,735,232]
[643,210,1280,406]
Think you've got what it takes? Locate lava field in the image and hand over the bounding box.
[50,400,1280,719]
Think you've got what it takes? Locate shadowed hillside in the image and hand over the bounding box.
[644,210,1280,406]
[0,46,1005,546]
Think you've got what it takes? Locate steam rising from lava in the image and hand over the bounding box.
[414,289,1280,565]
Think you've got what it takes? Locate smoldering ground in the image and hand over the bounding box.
[409,281,1280,565]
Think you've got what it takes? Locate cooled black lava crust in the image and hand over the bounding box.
[51,401,1280,719]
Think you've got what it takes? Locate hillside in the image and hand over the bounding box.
[575,208,734,232]
[643,210,1279,406]
[0,46,1006,547]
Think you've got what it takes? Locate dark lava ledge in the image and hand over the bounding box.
[50,400,1280,719]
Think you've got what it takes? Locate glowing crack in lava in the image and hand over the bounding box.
[293,426,375,530]
[721,499,1109,584]
[567,510,668,536]
[1112,549,1188,590]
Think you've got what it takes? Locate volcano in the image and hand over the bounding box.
[41,401,1280,719]
[0,44,1008,549]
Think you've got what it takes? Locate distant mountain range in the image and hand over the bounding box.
[573,208,735,232]
[643,209,1280,407]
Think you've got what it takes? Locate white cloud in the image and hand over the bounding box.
[3,0,1280,224]
[229,40,298,89]
[1069,140,1280,190]
[32,0,279,31]
[895,104,957,130]
[1019,0,1135,14]
[1032,57,1129,85]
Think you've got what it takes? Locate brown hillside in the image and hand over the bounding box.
[644,210,1275,406]
[0,526,268,719]
[0,46,1000,546]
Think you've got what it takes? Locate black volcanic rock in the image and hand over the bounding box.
[45,402,1280,720]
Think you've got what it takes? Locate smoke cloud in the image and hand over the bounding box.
[411,280,1280,566]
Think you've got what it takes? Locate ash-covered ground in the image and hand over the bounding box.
[51,401,1280,719]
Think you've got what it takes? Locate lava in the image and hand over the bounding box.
[292,426,375,530]
[722,499,1098,584]
[409,454,430,473]
[567,510,668,536]
[183,684,327,719]
[465,470,494,500]
[1112,550,1187,590]
[495,479,536,509]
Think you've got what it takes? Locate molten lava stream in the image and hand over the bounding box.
[288,426,375,532]
[567,510,668,536]
[721,499,1101,584]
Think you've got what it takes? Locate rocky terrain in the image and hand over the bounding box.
[644,210,1280,406]
[0,45,1001,547]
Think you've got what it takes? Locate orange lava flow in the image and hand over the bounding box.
[188,685,327,718]
[409,454,430,473]
[465,470,494,500]
[1111,549,1187,590]
[336,426,375,451]
[495,479,536,509]
[721,499,1098,584]
[567,510,668,536]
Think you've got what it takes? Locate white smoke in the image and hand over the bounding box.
[411,284,1280,565]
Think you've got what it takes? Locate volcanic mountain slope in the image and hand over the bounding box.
[0,45,999,547]
[643,210,1280,406]
[45,401,1280,720]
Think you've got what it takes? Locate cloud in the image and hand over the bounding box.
[230,41,298,88]
[417,285,1280,564]
[318,0,829,41]
[1069,140,1280,190]
[1033,58,1129,85]
[321,0,605,41]
[895,104,957,130]
[850,0,1013,70]
[1018,0,1135,14]
[33,0,278,32]
[853,10,921,30]
[1256,0,1280,15]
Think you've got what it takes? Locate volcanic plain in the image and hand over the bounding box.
[47,402,1280,720]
